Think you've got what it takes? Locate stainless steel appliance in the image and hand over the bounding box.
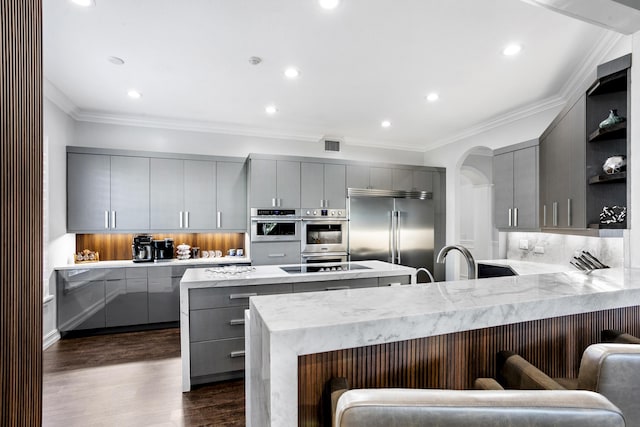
[132,234,154,263]
[250,208,301,242]
[280,263,370,274]
[301,208,348,263]
[348,188,434,272]
[152,238,174,261]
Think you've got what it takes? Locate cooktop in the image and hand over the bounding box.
[280,263,371,274]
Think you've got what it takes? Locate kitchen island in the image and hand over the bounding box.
[246,267,640,426]
[179,260,416,391]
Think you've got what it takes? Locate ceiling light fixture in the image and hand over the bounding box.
[248,56,262,65]
[381,120,391,128]
[127,90,142,99]
[319,0,340,10]
[502,44,522,56]
[70,0,95,6]
[107,56,124,65]
[265,105,278,115]
[426,93,439,102]
[284,67,300,79]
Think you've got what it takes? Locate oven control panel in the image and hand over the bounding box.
[304,209,344,218]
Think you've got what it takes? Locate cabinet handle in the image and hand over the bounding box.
[553,202,558,227]
[514,208,518,228]
[278,198,282,207]
[508,208,512,227]
[104,211,109,229]
[325,286,349,291]
[217,211,221,228]
[230,350,245,358]
[268,253,286,257]
[229,319,245,326]
[567,199,572,227]
[229,293,257,300]
[111,211,116,229]
[272,198,276,207]
[543,205,547,227]
[320,199,324,208]
[324,199,329,208]
[185,211,189,228]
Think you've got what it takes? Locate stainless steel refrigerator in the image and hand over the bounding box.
[348,189,434,274]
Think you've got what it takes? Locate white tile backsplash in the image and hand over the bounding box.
[504,232,623,268]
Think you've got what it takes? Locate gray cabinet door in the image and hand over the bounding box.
[392,169,413,191]
[301,162,324,209]
[67,153,111,231]
[217,161,247,230]
[148,276,180,323]
[412,170,433,192]
[370,167,392,190]
[324,163,346,209]
[513,147,538,229]
[110,156,150,231]
[57,277,106,331]
[346,165,369,189]
[250,241,300,265]
[249,158,277,207]
[150,158,183,230]
[105,278,148,327]
[493,152,514,229]
[184,160,216,230]
[276,160,300,208]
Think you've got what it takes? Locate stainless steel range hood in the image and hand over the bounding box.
[522,0,640,34]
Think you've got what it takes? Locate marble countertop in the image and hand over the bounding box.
[55,256,251,270]
[476,259,573,275]
[180,260,416,289]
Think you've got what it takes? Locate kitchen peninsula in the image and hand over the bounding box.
[179,260,416,391]
[246,267,640,427]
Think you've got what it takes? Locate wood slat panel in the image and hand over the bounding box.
[299,306,640,427]
[1,0,43,425]
[76,233,245,260]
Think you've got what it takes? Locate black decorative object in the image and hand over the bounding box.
[599,109,626,129]
[599,206,626,224]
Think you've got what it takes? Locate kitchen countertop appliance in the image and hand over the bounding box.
[153,238,174,261]
[301,208,348,264]
[348,188,434,274]
[132,234,154,263]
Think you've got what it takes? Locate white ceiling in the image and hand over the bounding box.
[43,0,626,152]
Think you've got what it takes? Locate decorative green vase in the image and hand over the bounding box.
[599,109,626,129]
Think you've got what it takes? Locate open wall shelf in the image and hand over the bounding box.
[588,122,627,142]
[588,171,626,185]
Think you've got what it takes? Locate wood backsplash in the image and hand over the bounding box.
[76,233,245,261]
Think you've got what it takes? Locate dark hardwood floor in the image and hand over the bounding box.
[43,328,245,426]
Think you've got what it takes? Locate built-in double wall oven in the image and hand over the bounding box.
[250,209,301,242]
[301,209,348,264]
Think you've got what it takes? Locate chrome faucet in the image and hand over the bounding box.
[436,245,476,280]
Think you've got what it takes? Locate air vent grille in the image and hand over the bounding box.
[324,139,340,152]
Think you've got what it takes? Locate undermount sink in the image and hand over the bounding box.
[477,263,517,278]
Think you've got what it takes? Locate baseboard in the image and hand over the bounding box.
[43,329,60,350]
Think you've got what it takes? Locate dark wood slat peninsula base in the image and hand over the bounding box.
[298,305,640,427]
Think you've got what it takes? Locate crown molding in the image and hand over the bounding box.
[43,79,80,119]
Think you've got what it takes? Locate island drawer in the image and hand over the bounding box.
[189,283,292,310]
[189,306,247,342]
[378,275,412,286]
[190,338,245,377]
[293,277,377,293]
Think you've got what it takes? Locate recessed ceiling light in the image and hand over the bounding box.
[381,120,391,128]
[248,56,262,65]
[107,56,124,65]
[127,90,142,99]
[265,105,278,115]
[502,44,522,56]
[319,0,340,10]
[70,0,95,6]
[426,93,439,102]
[284,67,300,79]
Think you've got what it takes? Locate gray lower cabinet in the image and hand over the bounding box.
[250,241,301,265]
[293,277,378,292]
[148,266,186,323]
[105,275,148,327]
[378,275,412,286]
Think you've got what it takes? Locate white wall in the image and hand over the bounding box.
[625,30,640,268]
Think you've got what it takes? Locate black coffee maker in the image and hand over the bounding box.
[132,234,153,263]
[153,238,174,261]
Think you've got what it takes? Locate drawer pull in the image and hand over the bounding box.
[229,319,245,325]
[268,253,286,258]
[325,286,349,291]
[229,293,257,300]
[230,350,245,358]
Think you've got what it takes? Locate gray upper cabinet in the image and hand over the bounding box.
[493,143,538,230]
[392,168,433,192]
[68,153,149,232]
[301,162,346,210]
[539,95,586,229]
[249,158,300,208]
[346,165,392,190]
[217,161,247,230]
[150,158,218,231]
